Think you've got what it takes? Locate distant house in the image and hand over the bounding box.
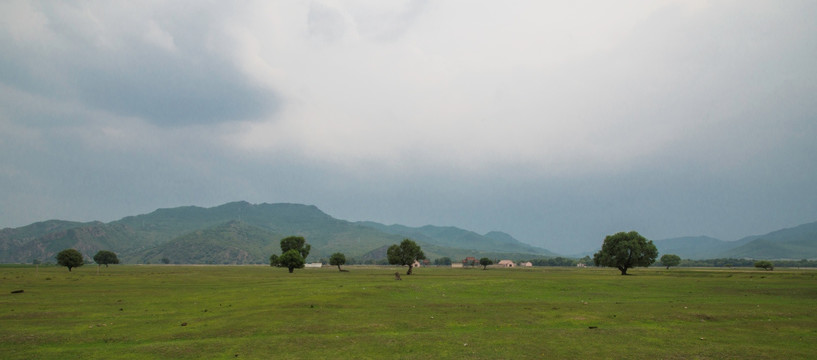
[304,263,323,268]
[520,261,533,267]
[412,260,422,268]
[463,257,477,266]
[451,263,464,268]
[497,260,515,268]
[576,263,587,268]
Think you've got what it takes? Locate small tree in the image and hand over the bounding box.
[479,257,493,270]
[387,239,425,275]
[93,250,120,268]
[660,254,681,269]
[56,249,84,272]
[278,249,305,273]
[754,260,774,271]
[269,254,280,267]
[435,257,452,266]
[329,252,346,271]
[593,231,658,275]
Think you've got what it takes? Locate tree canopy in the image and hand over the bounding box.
[660,254,681,269]
[278,249,305,273]
[93,250,120,268]
[329,252,346,271]
[593,231,658,275]
[479,257,493,270]
[56,249,84,272]
[271,236,311,273]
[754,260,774,271]
[387,239,425,275]
[280,236,311,262]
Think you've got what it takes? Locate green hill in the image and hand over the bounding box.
[1,201,556,264]
[137,220,283,264]
[718,221,817,259]
[357,222,556,257]
[653,222,817,260]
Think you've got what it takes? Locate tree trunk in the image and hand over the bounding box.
[618,266,628,275]
[288,267,294,273]
[337,265,342,271]
[406,264,413,275]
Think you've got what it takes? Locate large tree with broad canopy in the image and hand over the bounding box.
[593,231,658,275]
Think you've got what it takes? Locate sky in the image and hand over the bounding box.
[1,1,816,254]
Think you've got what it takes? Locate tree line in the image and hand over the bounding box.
[51,231,810,274]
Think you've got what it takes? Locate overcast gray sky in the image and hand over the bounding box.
[1,1,815,254]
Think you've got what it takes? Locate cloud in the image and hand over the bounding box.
[0,1,276,126]
[1,1,815,253]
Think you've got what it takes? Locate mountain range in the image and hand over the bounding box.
[0,201,555,264]
[653,221,817,260]
[1,201,815,264]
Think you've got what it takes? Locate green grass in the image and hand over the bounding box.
[1,265,816,359]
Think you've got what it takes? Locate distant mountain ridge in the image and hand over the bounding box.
[653,221,817,260]
[356,222,557,257]
[0,201,553,264]
[3,202,815,264]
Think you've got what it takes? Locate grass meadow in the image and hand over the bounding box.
[1,264,816,359]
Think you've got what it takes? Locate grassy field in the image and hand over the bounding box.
[1,264,816,359]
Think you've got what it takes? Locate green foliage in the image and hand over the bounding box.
[93,250,120,267]
[269,254,280,267]
[387,239,425,275]
[55,248,84,271]
[434,257,452,265]
[530,257,577,266]
[329,252,346,271]
[660,254,681,269]
[278,249,305,273]
[479,257,493,269]
[280,236,311,262]
[754,260,774,271]
[593,231,658,275]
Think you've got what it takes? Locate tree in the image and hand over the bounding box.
[280,236,311,262]
[387,239,425,275]
[479,257,493,270]
[278,249,305,273]
[434,257,452,266]
[269,254,280,267]
[329,252,346,271]
[93,250,120,268]
[660,254,681,269]
[56,249,84,272]
[754,260,774,271]
[593,231,658,275]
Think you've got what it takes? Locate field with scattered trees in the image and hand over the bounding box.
[2,265,815,359]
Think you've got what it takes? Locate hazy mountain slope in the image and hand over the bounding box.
[718,221,817,259]
[0,220,89,261]
[653,236,735,260]
[1,221,139,263]
[0,200,685,264]
[357,222,555,256]
[136,220,283,264]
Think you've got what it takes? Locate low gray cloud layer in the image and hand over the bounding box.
[2,1,815,254]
